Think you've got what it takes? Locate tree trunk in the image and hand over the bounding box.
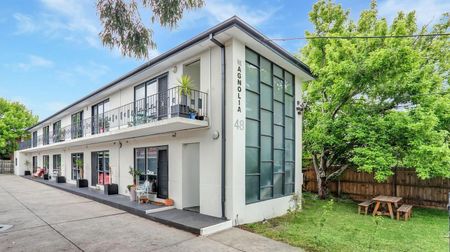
[313,154,329,199]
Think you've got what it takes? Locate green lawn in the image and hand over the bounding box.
[244,193,449,252]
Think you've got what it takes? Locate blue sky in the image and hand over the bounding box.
[0,0,448,120]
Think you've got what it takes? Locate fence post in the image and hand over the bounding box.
[392,166,397,197]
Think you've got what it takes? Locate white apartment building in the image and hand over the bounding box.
[14,16,314,225]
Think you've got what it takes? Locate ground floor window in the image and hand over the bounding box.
[43,155,49,173]
[91,151,110,186]
[53,154,61,176]
[71,153,83,180]
[134,146,168,199]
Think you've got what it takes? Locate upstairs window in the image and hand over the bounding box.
[71,111,83,139]
[53,120,62,142]
[32,131,37,147]
[43,126,50,145]
[92,99,110,135]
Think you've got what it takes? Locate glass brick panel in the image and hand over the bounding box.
[274,150,283,173]
[285,139,295,162]
[261,110,273,136]
[285,117,294,139]
[246,49,258,66]
[274,102,284,125]
[245,147,259,174]
[260,58,272,85]
[274,126,283,149]
[261,85,273,110]
[285,72,294,95]
[285,95,294,117]
[274,77,284,102]
[246,175,259,203]
[246,63,259,93]
[246,119,259,147]
[246,91,259,120]
[260,162,273,187]
[261,136,272,161]
[274,173,283,196]
[273,65,283,78]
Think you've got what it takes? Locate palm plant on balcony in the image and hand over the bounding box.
[172,75,193,118]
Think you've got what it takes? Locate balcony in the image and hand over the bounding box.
[19,87,208,151]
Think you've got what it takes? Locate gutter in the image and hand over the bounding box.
[209,34,227,220]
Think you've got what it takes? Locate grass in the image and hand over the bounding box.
[244,193,449,252]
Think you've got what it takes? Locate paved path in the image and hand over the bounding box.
[0,175,301,252]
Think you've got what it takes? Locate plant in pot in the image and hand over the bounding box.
[171,75,192,118]
[188,107,197,119]
[24,160,31,176]
[75,159,88,188]
[128,166,142,201]
[104,165,118,195]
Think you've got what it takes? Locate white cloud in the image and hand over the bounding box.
[13,0,100,48]
[13,55,54,70]
[178,0,280,29]
[379,0,450,26]
[13,13,38,34]
[203,0,280,26]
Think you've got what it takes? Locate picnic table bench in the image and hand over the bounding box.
[372,195,402,219]
[397,204,413,221]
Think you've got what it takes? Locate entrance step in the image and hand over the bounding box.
[23,176,232,235]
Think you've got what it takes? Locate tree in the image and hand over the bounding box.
[0,98,38,159]
[97,0,204,59]
[301,0,450,198]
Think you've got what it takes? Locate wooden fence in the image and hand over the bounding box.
[0,160,14,174]
[303,167,450,209]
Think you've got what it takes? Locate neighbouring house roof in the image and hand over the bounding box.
[27,16,313,131]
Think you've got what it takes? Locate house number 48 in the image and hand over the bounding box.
[234,119,244,130]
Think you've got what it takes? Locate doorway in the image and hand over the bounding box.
[134,146,168,199]
[32,156,37,173]
[182,143,200,212]
[91,151,110,186]
[157,75,168,119]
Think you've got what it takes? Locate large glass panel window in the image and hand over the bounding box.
[92,99,110,135]
[53,154,61,176]
[93,151,110,185]
[32,131,37,147]
[71,153,83,180]
[53,121,62,142]
[245,47,296,204]
[43,126,49,145]
[71,111,83,139]
[134,146,167,194]
[43,155,49,173]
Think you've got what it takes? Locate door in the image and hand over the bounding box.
[157,75,168,119]
[91,152,98,186]
[157,149,168,199]
[182,143,200,210]
[32,156,37,173]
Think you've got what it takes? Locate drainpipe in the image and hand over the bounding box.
[209,34,226,219]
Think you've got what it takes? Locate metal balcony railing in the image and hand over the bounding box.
[18,86,208,150]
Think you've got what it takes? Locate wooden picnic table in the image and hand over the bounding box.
[372,195,402,219]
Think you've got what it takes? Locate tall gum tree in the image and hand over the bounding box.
[301,0,450,198]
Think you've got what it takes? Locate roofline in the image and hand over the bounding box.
[27,16,313,131]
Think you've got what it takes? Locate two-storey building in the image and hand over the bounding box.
[14,16,314,225]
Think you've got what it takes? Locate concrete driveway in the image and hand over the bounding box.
[0,175,300,252]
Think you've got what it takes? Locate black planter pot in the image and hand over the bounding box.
[77,179,88,188]
[43,174,49,180]
[24,171,31,176]
[104,183,119,195]
[56,176,66,183]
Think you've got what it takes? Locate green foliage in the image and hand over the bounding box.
[97,0,204,59]
[128,166,142,185]
[178,74,193,96]
[314,199,334,244]
[0,98,37,159]
[245,193,448,252]
[301,0,450,185]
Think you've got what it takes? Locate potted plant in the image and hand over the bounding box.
[24,160,31,176]
[104,165,118,195]
[188,107,197,119]
[128,166,142,201]
[171,75,192,118]
[75,159,88,188]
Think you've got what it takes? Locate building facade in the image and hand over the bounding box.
[14,17,313,225]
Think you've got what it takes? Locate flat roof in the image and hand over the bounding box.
[27,16,313,131]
